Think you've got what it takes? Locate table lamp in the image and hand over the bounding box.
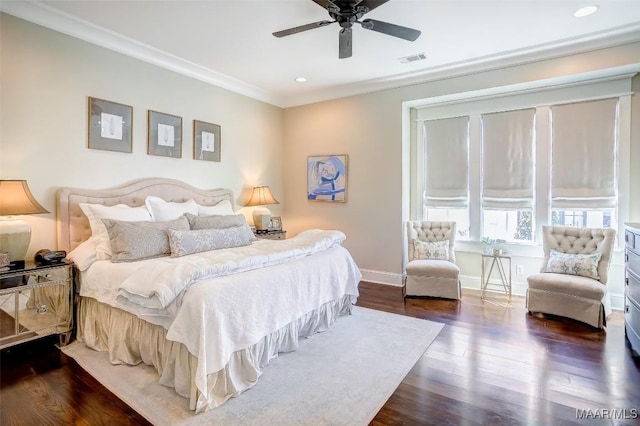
[0,180,49,267]
[246,186,280,231]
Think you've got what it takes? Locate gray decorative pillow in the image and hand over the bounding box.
[544,249,602,279]
[102,217,190,262]
[168,226,254,257]
[412,239,449,261]
[184,213,257,241]
[184,212,244,229]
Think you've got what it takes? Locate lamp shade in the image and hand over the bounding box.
[0,180,49,265]
[0,180,49,216]
[246,186,280,207]
[246,186,279,231]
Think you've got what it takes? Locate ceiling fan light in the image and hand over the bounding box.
[574,5,599,18]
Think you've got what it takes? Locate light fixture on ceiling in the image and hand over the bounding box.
[574,5,599,18]
[295,77,307,83]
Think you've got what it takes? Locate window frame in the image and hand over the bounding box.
[404,70,634,255]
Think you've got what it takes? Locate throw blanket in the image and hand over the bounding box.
[116,229,347,310]
[165,244,361,410]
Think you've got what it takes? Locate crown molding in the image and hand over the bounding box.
[3,1,640,109]
[283,23,640,107]
[0,0,285,107]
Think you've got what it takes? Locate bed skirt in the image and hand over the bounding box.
[76,295,354,413]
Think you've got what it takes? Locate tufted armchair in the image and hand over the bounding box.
[404,221,461,299]
[527,226,616,329]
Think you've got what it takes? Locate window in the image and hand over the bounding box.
[409,72,632,247]
[422,117,470,238]
[426,208,470,238]
[484,209,533,242]
[550,99,618,211]
[481,109,535,242]
[551,210,614,229]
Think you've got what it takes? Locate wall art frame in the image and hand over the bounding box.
[269,216,282,231]
[148,110,182,158]
[193,119,221,162]
[87,97,133,153]
[307,154,348,202]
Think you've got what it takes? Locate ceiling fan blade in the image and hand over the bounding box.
[357,0,391,13]
[273,20,334,38]
[339,28,352,59]
[360,18,421,41]
[311,0,336,9]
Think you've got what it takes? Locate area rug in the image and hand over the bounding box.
[62,306,444,425]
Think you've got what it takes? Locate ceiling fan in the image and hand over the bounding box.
[273,0,421,59]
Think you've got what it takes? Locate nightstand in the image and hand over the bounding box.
[254,230,287,240]
[0,261,73,349]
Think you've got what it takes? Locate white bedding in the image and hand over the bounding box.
[116,229,349,310]
[78,229,361,410]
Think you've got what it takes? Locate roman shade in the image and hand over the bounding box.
[550,98,618,209]
[423,116,469,208]
[481,108,535,208]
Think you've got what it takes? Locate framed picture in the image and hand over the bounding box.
[88,97,132,153]
[193,120,221,162]
[269,216,282,231]
[148,110,182,158]
[307,154,348,202]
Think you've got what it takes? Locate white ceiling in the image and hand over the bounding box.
[3,0,640,107]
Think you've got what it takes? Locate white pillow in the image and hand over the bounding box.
[544,249,602,280]
[197,200,234,216]
[66,237,97,271]
[79,203,152,260]
[145,196,198,221]
[412,239,450,261]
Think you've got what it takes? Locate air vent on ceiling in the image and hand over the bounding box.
[398,53,427,64]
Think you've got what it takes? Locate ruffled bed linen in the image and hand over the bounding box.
[75,236,361,413]
[77,294,353,412]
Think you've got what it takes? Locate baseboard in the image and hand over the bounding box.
[610,292,625,311]
[359,269,403,287]
[360,269,625,311]
[459,274,528,297]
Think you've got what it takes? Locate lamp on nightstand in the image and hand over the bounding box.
[246,186,280,231]
[0,180,49,267]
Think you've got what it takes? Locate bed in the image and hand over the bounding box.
[56,177,361,413]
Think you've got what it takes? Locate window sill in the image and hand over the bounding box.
[455,240,626,266]
[456,240,544,258]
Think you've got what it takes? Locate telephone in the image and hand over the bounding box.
[34,249,67,265]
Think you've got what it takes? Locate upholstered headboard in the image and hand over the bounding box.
[56,178,234,252]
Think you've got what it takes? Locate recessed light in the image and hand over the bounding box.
[295,77,307,83]
[574,5,599,18]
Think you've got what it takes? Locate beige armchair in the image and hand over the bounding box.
[404,221,461,299]
[527,226,616,329]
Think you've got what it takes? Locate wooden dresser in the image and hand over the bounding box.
[624,223,640,356]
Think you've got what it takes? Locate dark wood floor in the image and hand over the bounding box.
[1,282,639,425]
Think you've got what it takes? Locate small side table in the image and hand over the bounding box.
[480,252,512,304]
[0,260,74,349]
[253,230,287,240]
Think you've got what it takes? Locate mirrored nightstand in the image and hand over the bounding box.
[253,230,287,240]
[0,261,73,349]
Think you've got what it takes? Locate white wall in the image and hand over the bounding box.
[282,42,640,307]
[3,13,639,309]
[0,14,284,257]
